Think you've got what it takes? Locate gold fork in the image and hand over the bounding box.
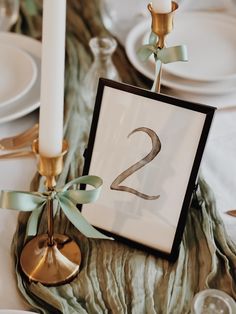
[0,151,35,159]
[226,210,236,217]
[0,124,39,150]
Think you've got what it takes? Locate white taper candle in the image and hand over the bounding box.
[152,0,172,13]
[39,0,67,157]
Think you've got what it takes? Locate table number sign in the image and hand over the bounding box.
[81,79,216,261]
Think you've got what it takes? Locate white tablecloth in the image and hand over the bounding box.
[0,112,38,310]
[1,1,236,306]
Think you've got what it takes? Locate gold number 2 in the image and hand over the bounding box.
[110,127,161,200]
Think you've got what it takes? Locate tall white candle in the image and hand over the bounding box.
[39,0,67,157]
[152,0,172,13]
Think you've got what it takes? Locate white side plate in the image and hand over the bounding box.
[0,43,37,108]
[0,32,41,124]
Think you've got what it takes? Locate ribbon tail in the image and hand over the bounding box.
[53,199,60,217]
[151,59,162,92]
[59,196,112,240]
[26,203,45,236]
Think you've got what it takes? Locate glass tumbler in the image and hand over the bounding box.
[0,0,19,31]
[191,289,236,314]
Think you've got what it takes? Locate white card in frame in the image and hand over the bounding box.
[81,78,216,261]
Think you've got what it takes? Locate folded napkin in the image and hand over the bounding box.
[11,1,236,313]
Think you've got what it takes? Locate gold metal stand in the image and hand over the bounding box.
[20,140,81,286]
[148,1,178,92]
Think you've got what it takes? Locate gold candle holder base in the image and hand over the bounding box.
[148,1,178,93]
[20,234,81,286]
[20,139,81,286]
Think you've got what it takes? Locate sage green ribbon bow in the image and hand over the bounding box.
[0,175,111,240]
[137,32,188,91]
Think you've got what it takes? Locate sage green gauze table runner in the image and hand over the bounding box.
[11,1,236,313]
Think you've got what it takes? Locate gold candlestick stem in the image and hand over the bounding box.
[148,2,178,93]
[20,140,81,286]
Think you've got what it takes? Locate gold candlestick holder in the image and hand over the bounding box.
[148,1,178,93]
[20,140,81,286]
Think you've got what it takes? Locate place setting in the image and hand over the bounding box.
[0,31,41,159]
[0,0,41,125]
[0,0,41,162]
[0,32,41,124]
[125,3,236,107]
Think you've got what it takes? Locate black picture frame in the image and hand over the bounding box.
[81,78,216,261]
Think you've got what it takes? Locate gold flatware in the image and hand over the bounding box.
[226,210,236,218]
[0,123,39,150]
[0,151,35,159]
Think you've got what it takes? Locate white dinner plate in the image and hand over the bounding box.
[0,43,37,108]
[0,32,41,124]
[161,70,236,96]
[125,13,236,95]
[142,12,236,82]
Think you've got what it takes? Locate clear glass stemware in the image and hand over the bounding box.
[0,0,19,31]
[80,36,121,111]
